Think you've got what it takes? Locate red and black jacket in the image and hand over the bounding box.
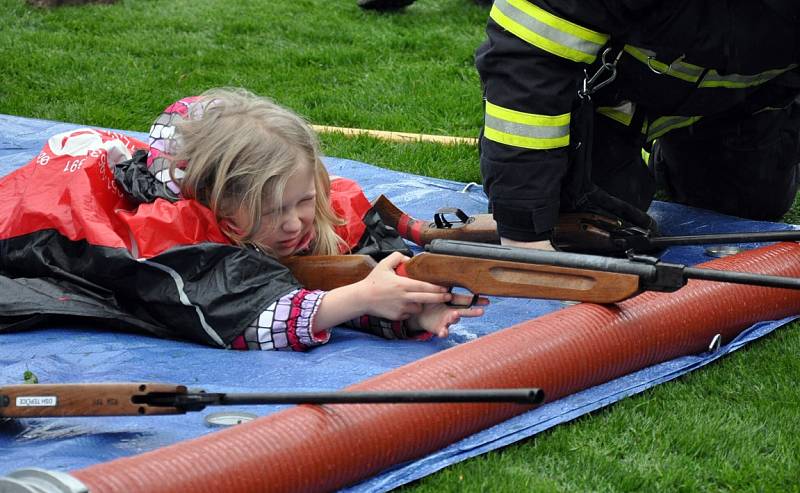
[0,128,398,347]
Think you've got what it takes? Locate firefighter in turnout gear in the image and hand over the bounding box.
[476,0,800,250]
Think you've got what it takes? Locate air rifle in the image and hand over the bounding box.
[0,383,544,418]
[373,195,800,255]
[284,239,800,305]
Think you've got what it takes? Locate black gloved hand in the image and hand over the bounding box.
[553,187,658,255]
[353,207,413,260]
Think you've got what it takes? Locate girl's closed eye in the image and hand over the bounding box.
[262,195,313,218]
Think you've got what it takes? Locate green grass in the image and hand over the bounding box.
[3,0,800,491]
[404,326,800,492]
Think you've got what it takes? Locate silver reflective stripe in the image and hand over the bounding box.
[646,115,703,141]
[623,45,705,83]
[139,259,226,347]
[491,0,607,63]
[485,113,569,140]
[625,45,796,89]
[597,101,635,126]
[699,64,798,88]
[484,100,570,149]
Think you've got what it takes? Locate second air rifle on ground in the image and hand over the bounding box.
[0,383,544,418]
[372,194,800,255]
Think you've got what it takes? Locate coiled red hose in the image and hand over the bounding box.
[72,243,800,492]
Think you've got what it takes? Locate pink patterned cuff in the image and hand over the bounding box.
[231,289,329,351]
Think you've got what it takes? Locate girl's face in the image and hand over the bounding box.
[241,163,317,257]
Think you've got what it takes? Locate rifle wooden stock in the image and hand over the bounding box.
[372,195,500,246]
[283,254,378,291]
[284,253,642,303]
[0,383,186,417]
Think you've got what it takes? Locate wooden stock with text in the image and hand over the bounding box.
[283,253,642,304]
[0,383,186,417]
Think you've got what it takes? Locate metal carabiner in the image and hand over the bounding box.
[578,48,622,99]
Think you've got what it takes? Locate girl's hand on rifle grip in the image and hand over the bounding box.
[359,252,452,321]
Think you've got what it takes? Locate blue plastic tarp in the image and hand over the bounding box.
[0,114,797,491]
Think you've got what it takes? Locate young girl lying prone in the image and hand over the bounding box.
[0,88,485,350]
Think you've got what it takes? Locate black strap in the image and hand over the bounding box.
[354,206,413,260]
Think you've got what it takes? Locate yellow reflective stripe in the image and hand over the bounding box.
[596,101,635,126]
[486,100,570,127]
[623,45,704,83]
[484,100,570,149]
[490,0,608,64]
[484,126,570,149]
[625,46,796,90]
[646,115,703,141]
[699,64,798,88]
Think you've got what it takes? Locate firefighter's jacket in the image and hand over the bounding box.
[477,0,800,240]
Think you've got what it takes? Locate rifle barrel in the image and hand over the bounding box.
[215,388,544,405]
[427,240,658,278]
[427,239,800,293]
[683,267,800,290]
[649,229,800,248]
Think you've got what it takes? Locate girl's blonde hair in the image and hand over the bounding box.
[173,88,344,255]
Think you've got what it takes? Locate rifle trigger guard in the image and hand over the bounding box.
[433,207,470,229]
[445,287,479,308]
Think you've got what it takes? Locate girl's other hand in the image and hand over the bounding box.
[407,294,489,338]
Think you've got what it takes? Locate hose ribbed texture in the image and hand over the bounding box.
[72,243,800,492]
